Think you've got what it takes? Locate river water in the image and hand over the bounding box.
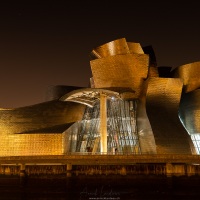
[0,174,200,200]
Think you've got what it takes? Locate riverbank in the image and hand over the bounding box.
[0,174,200,199]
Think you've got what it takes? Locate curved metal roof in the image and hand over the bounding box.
[60,88,121,107]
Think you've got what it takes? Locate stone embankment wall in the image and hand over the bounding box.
[1,163,200,177]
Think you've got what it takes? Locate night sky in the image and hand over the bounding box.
[0,0,200,108]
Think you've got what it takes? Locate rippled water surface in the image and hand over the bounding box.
[0,175,200,200]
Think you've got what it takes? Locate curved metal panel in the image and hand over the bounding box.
[172,61,200,93]
[179,89,200,134]
[136,98,157,154]
[0,101,85,134]
[127,42,144,54]
[90,38,145,60]
[90,54,149,99]
[0,100,86,156]
[146,77,195,154]
[60,88,120,107]
[90,38,130,59]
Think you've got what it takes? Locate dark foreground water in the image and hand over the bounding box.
[0,174,200,200]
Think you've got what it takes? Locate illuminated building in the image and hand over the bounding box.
[0,38,199,156]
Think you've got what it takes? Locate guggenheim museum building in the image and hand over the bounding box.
[0,38,200,156]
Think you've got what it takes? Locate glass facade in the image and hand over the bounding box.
[190,134,200,154]
[64,99,141,154]
[179,115,200,155]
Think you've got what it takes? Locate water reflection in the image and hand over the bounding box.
[0,174,200,200]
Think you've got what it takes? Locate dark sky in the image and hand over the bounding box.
[0,0,200,108]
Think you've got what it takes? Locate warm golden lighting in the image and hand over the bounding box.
[100,92,107,153]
